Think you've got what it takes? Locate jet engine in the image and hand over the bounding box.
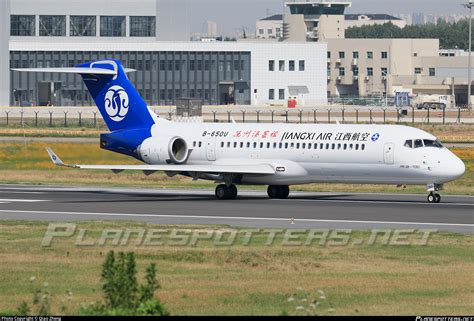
[138,136,189,165]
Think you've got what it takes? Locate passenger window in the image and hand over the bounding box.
[326,143,330,149]
[302,143,305,149]
[361,144,365,150]
[355,144,359,150]
[404,140,413,148]
[344,144,347,150]
[279,142,283,149]
[198,142,202,148]
[193,141,196,147]
[220,142,224,148]
[349,144,353,150]
[320,143,324,149]
[253,142,257,148]
[285,143,289,149]
[414,139,423,148]
[296,143,300,149]
[332,144,335,150]
[234,142,237,148]
[240,142,243,148]
[337,144,341,150]
[247,142,250,148]
[267,142,270,148]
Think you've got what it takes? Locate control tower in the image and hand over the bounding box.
[283,0,352,42]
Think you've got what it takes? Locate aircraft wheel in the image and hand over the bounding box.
[229,184,238,199]
[434,193,441,203]
[215,184,228,200]
[267,185,290,199]
[279,186,290,199]
[427,193,436,203]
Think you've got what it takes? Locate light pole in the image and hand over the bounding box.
[464,0,473,109]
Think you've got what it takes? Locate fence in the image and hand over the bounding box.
[0,107,472,128]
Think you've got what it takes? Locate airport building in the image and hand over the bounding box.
[2,0,327,107]
[269,0,474,106]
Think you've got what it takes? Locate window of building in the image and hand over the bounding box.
[327,67,331,76]
[100,16,126,37]
[10,15,35,36]
[70,16,96,37]
[429,68,436,77]
[367,67,373,76]
[353,67,359,76]
[268,29,273,34]
[269,60,274,71]
[381,68,388,76]
[269,89,275,100]
[39,15,66,36]
[130,16,155,37]
[352,51,359,59]
[279,89,285,100]
[289,60,295,71]
[339,67,345,76]
[299,60,305,71]
[339,51,345,59]
[279,60,285,71]
[415,68,422,74]
[259,29,264,35]
[367,51,373,59]
[327,51,331,59]
[381,51,388,59]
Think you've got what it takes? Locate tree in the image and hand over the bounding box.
[346,19,471,50]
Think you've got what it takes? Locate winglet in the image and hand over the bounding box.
[46,147,77,168]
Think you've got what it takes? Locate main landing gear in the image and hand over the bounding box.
[267,185,290,199]
[215,184,238,200]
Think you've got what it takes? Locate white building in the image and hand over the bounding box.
[5,0,327,107]
[256,15,283,40]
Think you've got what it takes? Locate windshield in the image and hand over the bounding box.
[404,139,443,149]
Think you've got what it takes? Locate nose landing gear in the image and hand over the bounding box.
[427,192,441,203]
[426,184,442,203]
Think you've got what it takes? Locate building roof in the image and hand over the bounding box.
[345,14,401,21]
[260,14,283,21]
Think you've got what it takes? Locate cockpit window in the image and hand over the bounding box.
[414,139,423,148]
[404,140,413,148]
[423,139,443,148]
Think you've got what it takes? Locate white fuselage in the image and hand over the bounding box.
[142,121,465,187]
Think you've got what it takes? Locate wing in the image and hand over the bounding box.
[46,148,275,175]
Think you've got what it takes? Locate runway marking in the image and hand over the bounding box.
[0,191,45,194]
[0,209,472,228]
[0,199,49,203]
[276,199,474,207]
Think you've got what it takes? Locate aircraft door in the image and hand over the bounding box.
[384,143,395,164]
[206,139,216,161]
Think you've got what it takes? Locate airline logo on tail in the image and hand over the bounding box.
[104,85,129,122]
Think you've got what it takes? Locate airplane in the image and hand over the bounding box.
[14,60,466,203]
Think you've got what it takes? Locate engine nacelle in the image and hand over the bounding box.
[138,136,189,165]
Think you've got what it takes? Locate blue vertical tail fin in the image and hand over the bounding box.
[77,60,155,132]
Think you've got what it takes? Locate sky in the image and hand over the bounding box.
[184,0,469,36]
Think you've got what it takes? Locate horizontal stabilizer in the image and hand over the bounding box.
[11,67,135,75]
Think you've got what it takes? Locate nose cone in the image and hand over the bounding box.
[445,153,466,181]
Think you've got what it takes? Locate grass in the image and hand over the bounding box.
[0,141,473,195]
[0,221,472,315]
